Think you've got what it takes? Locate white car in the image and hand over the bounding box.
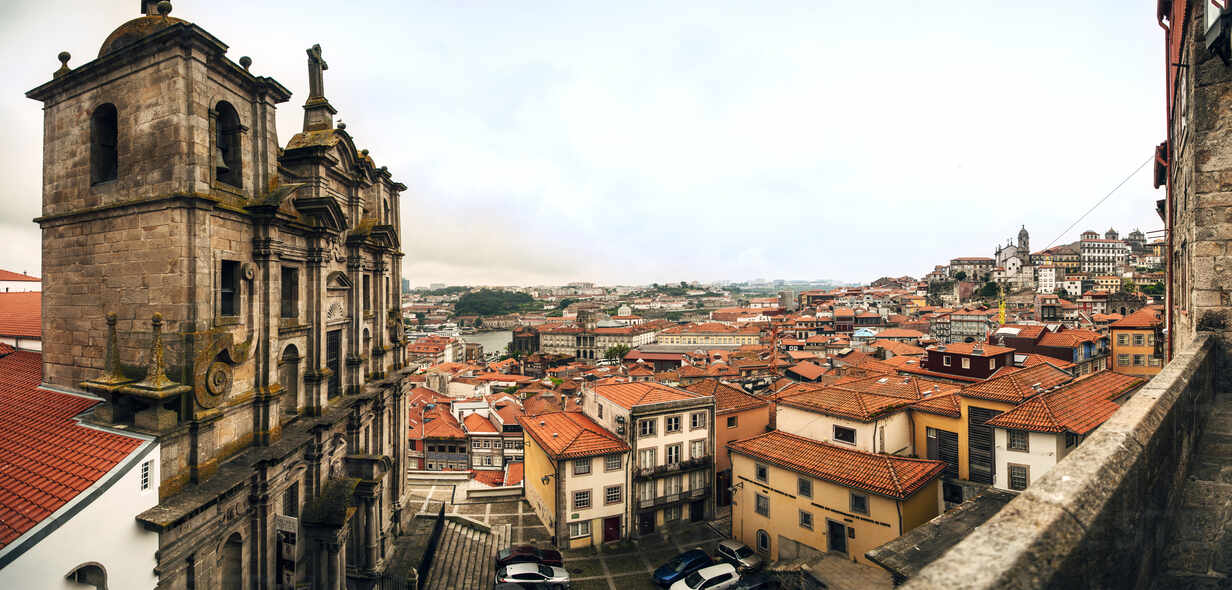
[669,563,740,590]
[496,562,571,586]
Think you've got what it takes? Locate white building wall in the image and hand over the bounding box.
[0,443,159,590]
[0,279,40,292]
[0,336,42,351]
[992,429,1062,491]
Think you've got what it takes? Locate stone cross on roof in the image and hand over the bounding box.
[307,43,328,99]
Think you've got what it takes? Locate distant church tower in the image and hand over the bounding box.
[1018,225,1030,253]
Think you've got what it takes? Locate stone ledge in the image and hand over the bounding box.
[904,335,1215,590]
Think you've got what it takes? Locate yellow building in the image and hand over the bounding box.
[520,411,631,548]
[657,322,761,346]
[1110,306,1165,376]
[728,431,944,566]
[907,363,1073,488]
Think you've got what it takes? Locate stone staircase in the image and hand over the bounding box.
[423,517,512,589]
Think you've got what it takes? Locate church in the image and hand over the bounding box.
[24,1,412,588]
[992,226,1035,291]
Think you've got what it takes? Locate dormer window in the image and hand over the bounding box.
[90,103,118,184]
[214,101,243,187]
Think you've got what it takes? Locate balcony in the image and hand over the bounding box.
[633,455,712,480]
[636,486,711,509]
[901,335,1222,589]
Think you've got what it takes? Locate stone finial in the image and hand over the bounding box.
[306,43,328,99]
[138,313,174,389]
[156,1,172,16]
[54,51,71,78]
[239,56,252,70]
[337,121,346,130]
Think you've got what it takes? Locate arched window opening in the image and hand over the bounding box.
[756,529,770,552]
[214,102,243,187]
[66,563,107,589]
[280,345,300,415]
[91,104,118,184]
[220,533,243,590]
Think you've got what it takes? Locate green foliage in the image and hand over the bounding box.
[954,271,967,281]
[1141,282,1164,296]
[604,344,631,361]
[549,377,563,387]
[1121,279,1137,293]
[454,289,535,316]
[423,286,468,296]
[665,311,684,321]
[979,282,1000,299]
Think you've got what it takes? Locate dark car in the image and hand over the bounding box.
[653,549,713,587]
[496,545,565,568]
[732,573,779,590]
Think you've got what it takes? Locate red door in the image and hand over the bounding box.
[603,516,621,542]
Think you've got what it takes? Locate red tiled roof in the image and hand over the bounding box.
[472,470,505,487]
[504,461,524,486]
[985,372,1145,434]
[463,412,500,434]
[786,361,827,381]
[0,351,145,549]
[960,363,1073,404]
[593,382,705,410]
[778,386,915,422]
[871,340,926,356]
[0,269,39,282]
[1110,306,1164,329]
[683,379,768,415]
[1039,329,1103,348]
[422,407,466,439]
[728,431,945,500]
[518,411,629,459]
[875,328,924,339]
[997,324,1047,340]
[1018,354,1075,370]
[0,292,41,338]
[910,393,962,418]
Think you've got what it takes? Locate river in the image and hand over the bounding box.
[461,330,512,356]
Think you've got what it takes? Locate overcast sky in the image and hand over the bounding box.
[0,1,1165,286]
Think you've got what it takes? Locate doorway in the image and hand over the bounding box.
[603,516,621,543]
[827,520,847,555]
[638,512,655,535]
[689,500,705,522]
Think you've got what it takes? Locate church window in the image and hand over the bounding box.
[363,274,371,315]
[214,101,243,187]
[219,260,240,316]
[281,266,299,319]
[65,563,106,589]
[90,103,118,184]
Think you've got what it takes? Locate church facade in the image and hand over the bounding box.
[993,226,1036,292]
[26,2,411,588]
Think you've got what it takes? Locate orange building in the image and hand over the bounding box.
[1109,306,1165,376]
[685,379,770,506]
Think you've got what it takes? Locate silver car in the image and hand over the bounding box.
[715,540,762,572]
[496,562,571,586]
[670,563,740,590]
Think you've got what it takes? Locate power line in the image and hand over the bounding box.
[1042,156,1153,252]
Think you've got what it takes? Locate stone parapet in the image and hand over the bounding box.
[904,334,1215,589]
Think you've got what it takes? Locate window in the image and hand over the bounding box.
[850,492,869,515]
[755,463,768,483]
[363,274,371,315]
[665,415,681,433]
[797,477,812,498]
[281,267,298,319]
[691,412,706,430]
[472,440,482,449]
[605,485,622,505]
[573,490,591,510]
[1065,432,1080,448]
[484,456,493,466]
[799,510,813,530]
[1117,334,1128,345]
[638,418,656,438]
[727,416,738,428]
[219,260,240,316]
[755,493,769,516]
[690,439,706,459]
[573,458,592,476]
[666,444,681,464]
[1134,354,1146,367]
[664,505,681,522]
[756,530,770,552]
[66,563,107,589]
[1008,464,1030,490]
[605,454,621,471]
[639,449,655,468]
[597,404,603,419]
[961,358,971,369]
[90,103,118,184]
[140,460,151,491]
[1118,354,1130,367]
[1007,429,1029,452]
[989,358,996,370]
[214,101,243,187]
[943,355,952,367]
[1133,334,1145,346]
[833,425,856,445]
[568,520,591,538]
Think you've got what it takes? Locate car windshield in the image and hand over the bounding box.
[671,555,696,572]
[684,571,704,587]
[735,546,754,558]
[538,564,553,577]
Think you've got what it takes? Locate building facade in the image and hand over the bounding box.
[26,5,411,587]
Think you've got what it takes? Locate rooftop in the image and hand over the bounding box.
[518,411,629,459]
[0,292,41,339]
[593,381,707,410]
[984,371,1145,434]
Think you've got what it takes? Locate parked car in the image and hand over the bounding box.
[670,563,740,590]
[653,549,714,587]
[715,540,763,572]
[494,582,569,590]
[731,572,779,589]
[495,562,571,586]
[496,545,565,567]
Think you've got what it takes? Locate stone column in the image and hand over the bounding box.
[326,541,341,590]
[365,497,379,570]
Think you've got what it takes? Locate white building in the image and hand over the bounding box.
[984,372,1143,492]
[1036,266,1063,295]
[0,269,40,293]
[0,349,160,590]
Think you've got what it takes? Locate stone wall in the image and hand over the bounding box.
[903,335,1215,589]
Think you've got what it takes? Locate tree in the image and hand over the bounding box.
[604,344,631,361]
[979,281,1000,299]
[954,271,968,281]
[1121,279,1137,294]
[414,312,426,328]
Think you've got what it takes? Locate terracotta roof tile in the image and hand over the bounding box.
[1110,306,1164,329]
[985,372,1145,434]
[960,363,1073,404]
[0,351,144,549]
[518,411,629,459]
[909,393,962,418]
[683,379,768,415]
[0,270,39,282]
[504,461,524,486]
[422,407,466,439]
[463,412,500,434]
[728,431,945,500]
[593,382,706,410]
[0,292,41,339]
